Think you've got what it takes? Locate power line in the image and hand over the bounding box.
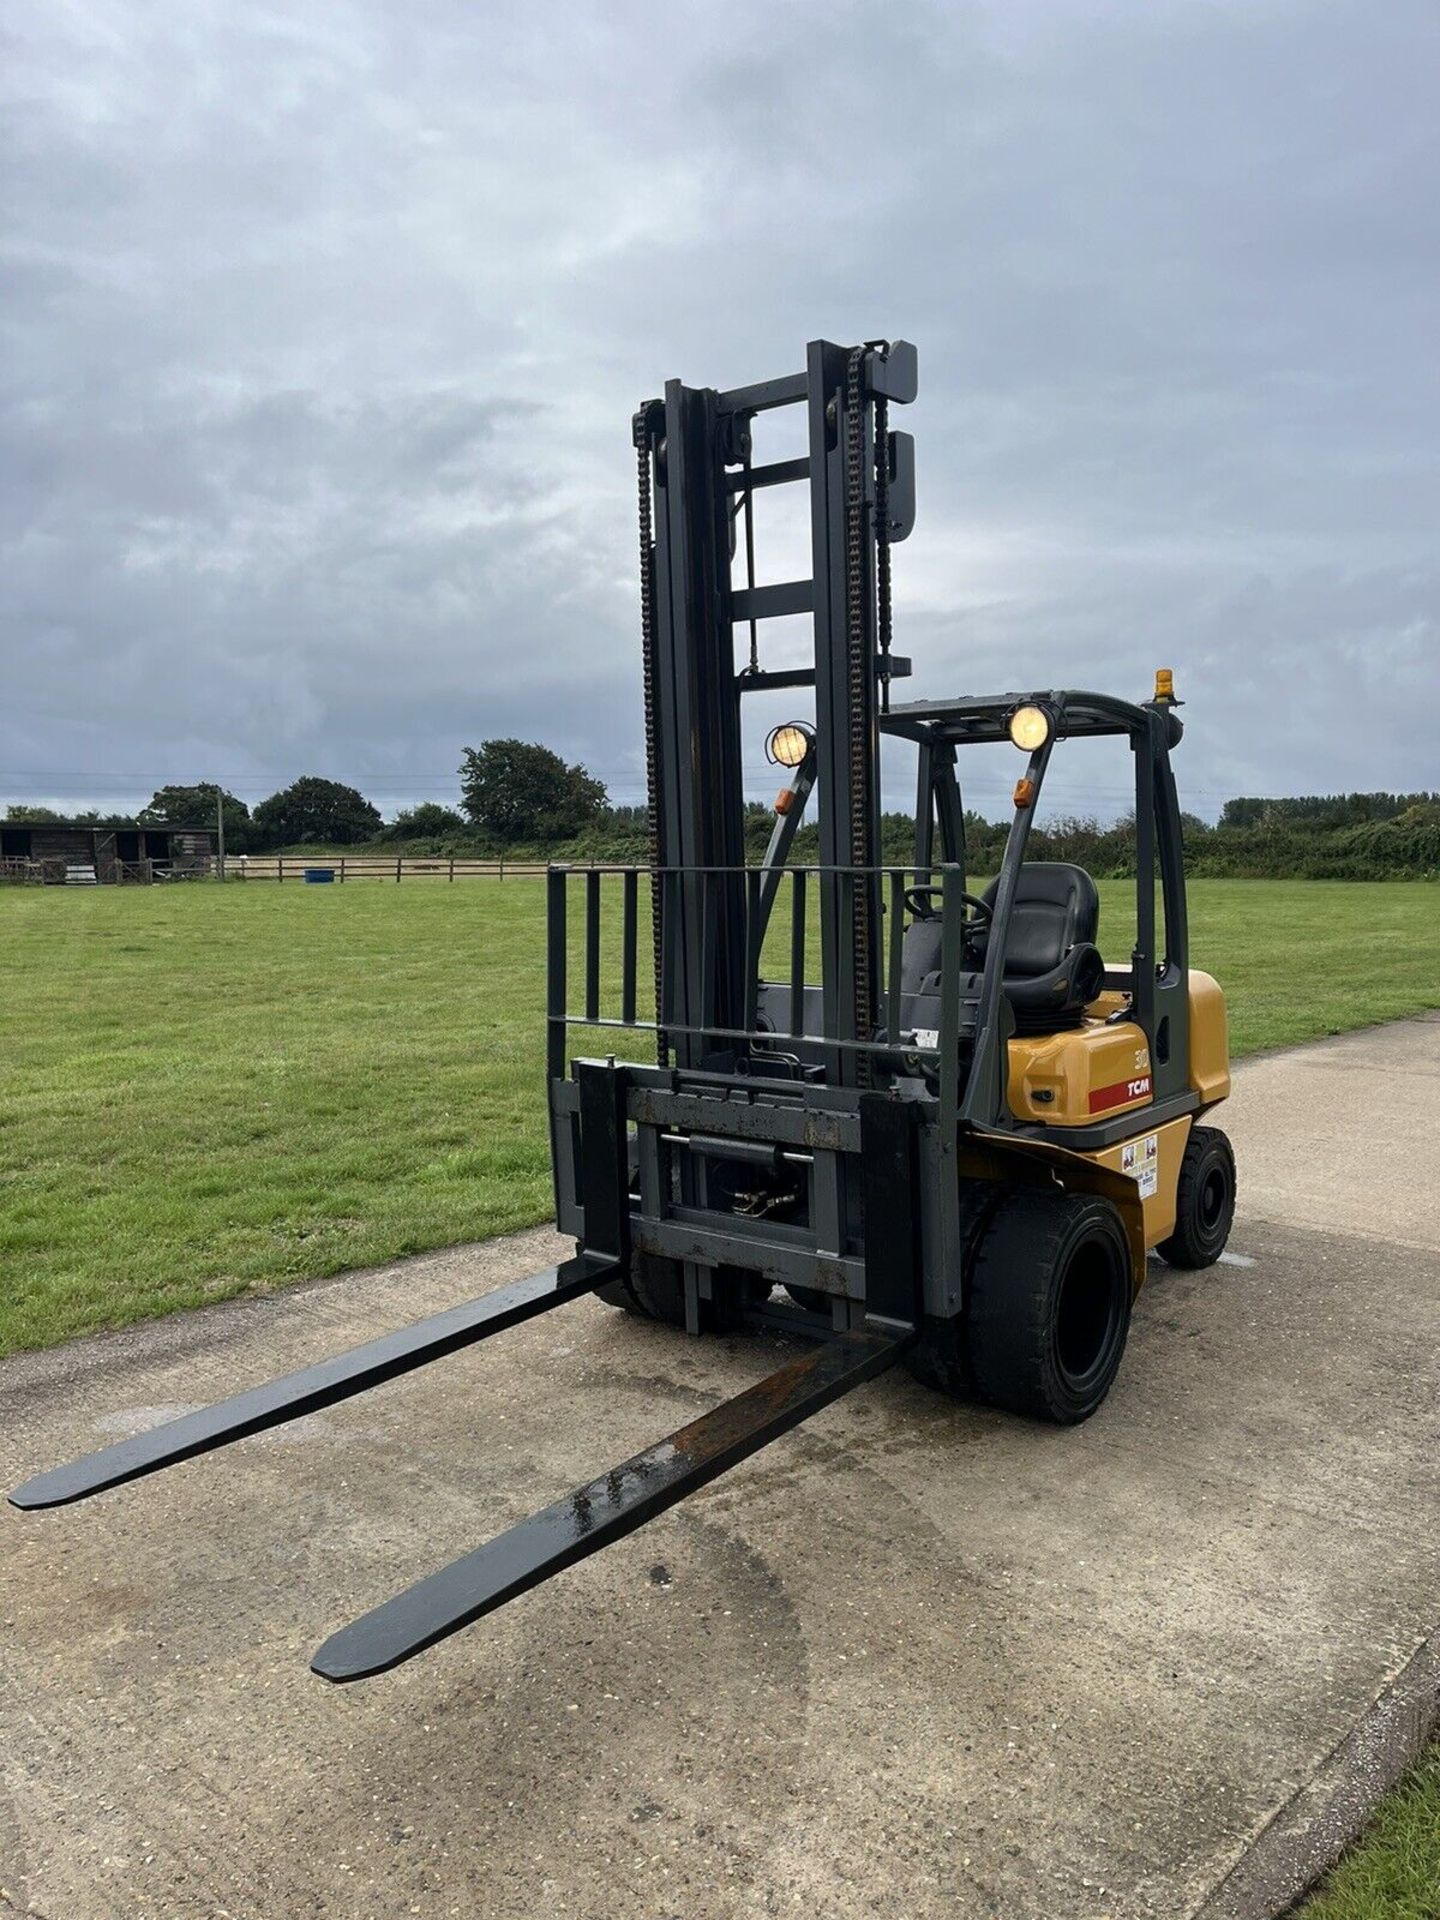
[0,768,1248,800]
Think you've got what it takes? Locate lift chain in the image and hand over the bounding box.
[873,384,892,715]
[842,345,877,1081]
[634,404,666,1065]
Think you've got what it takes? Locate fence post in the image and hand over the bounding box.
[396,855,402,883]
[449,857,455,882]
[546,868,568,1083]
[340,857,346,883]
[279,858,284,883]
[500,858,505,882]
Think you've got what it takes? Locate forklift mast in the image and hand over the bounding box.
[634,339,918,1083]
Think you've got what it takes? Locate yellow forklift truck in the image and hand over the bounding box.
[13,339,1235,1682]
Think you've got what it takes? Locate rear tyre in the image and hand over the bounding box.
[965,1189,1133,1424]
[1158,1126,1235,1269]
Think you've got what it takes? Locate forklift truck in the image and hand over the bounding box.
[12,340,1235,1681]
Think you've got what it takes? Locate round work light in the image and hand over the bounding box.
[766,723,814,768]
[1006,704,1051,751]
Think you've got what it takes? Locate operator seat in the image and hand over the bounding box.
[978,862,1104,1032]
[899,914,945,996]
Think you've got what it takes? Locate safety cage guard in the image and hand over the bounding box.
[543,859,996,1074]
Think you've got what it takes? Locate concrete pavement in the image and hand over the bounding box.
[2,1014,1437,1919]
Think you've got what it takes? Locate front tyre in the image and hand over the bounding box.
[595,1249,694,1325]
[597,1252,766,1330]
[594,1254,675,1319]
[966,1190,1133,1424]
[1157,1126,1236,1270]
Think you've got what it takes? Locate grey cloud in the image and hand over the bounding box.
[2,0,1437,819]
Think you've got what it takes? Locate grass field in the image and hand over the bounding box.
[3,876,1438,1358]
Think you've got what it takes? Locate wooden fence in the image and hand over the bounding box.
[229,856,554,882]
[0,854,564,886]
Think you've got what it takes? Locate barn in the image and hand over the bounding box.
[0,823,217,883]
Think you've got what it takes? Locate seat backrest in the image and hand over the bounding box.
[980,863,1100,978]
[899,915,945,994]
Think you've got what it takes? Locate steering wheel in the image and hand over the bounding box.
[903,884,993,928]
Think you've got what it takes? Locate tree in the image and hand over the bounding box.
[140,783,253,851]
[4,805,131,825]
[251,777,382,848]
[458,740,607,844]
[381,802,467,841]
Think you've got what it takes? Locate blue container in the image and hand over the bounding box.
[303,867,335,884]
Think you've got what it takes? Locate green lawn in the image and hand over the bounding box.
[2,876,1437,1358]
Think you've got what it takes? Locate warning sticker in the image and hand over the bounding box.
[1121,1132,1160,1200]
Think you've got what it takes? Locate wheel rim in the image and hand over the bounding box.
[1199,1163,1228,1233]
[1054,1235,1125,1391]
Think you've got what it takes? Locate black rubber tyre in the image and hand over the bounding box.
[594,1273,642,1312]
[593,1154,691,1322]
[598,1252,765,1330]
[595,1254,666,1318]
[1157,1125,1236,1270]
[595,1249,686,1322]
[965,1189,1133,1424]
[627,1251,690,1324]
[595,1145,769,1328]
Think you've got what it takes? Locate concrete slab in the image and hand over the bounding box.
[1,1017,1437,1920]
[1222,1008,1440,1253]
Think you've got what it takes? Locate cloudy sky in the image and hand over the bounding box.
[4,0,1438,825]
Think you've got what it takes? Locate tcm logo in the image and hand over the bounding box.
[1089,1073,1153,1113]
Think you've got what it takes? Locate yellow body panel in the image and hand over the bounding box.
[1006,1020,1153,1125]
[1005,971,1231,1126]
[1085,1114,1195,1246]
[1187,969,1230,1106]
[997,971,1230,1262]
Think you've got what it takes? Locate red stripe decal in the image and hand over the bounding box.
[1089,1075,1152,1114]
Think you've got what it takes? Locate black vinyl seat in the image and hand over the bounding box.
[898,861,1104,1034]
[978,862,1104,1032]
[899,915,945,995]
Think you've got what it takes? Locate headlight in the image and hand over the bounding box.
[1007,704,1051,751]
[766,722,813,768]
